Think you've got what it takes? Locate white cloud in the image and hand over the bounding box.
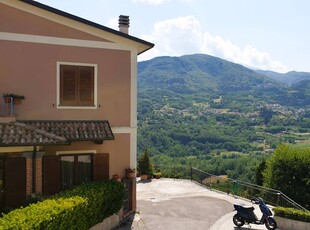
[139,16,288,73]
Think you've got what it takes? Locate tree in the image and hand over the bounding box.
[137,149,152,176]
[260,107,273,125]
[263,145,310,208]
[255,160,266,186]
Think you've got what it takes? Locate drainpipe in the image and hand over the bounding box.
[32,146,37,193]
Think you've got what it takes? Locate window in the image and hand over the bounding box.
[43,153,109,195]
[58,63,97,108]
[60,154,91,190]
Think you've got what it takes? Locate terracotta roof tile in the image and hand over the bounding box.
[22,120,114,142]
[0,120,114,147]
[0,122,68,146]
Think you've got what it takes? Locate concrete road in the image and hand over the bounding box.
[116,178,280,230]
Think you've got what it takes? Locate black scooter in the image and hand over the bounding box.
[233,197,277,229]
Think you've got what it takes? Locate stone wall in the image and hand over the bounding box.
[89,214,120,230]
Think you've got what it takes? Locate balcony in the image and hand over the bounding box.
[0,100,16,122]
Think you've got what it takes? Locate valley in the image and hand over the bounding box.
[137,54,310,182]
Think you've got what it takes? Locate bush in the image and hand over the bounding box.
[263,145,310,209]
[273,207,310,223]
[137,149,152,176]
[0,180,124,229]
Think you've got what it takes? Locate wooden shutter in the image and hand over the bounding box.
[60,65,78,106]
[78,66,94,105]
[43,155,60,195]
[92,153,109,181]
[60,65,94,106]
[4,157,26,209]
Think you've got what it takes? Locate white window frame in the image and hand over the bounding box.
[56,62,98,109]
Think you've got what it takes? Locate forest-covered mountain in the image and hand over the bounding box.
[256,69,310,85]
[137,54,310,181]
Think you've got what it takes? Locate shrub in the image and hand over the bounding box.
[273,207,310,223]
[263,145,310,209]
[0,180,124,229]
[137,149,152,176]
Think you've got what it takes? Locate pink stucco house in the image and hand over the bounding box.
[0,0,154,215]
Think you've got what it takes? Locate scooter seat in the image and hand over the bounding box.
[243,206,254,211]
[234,204,254,211]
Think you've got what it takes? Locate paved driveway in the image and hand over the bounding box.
[116,179,278,230]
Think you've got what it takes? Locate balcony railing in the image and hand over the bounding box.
[0,99,15,116]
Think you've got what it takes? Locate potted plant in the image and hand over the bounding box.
[112,173,121,182]
[137,149,152,181]
[125,168,136,180]
[153,172,162,179]
[3,93,26,104]
[153,164,161,179]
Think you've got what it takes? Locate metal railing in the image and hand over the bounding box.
[155,164,191,179]
[190,167,308,212]
[154,164,308,211]
[0,98,14,116]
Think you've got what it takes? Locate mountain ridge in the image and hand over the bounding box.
[255,69,310,85]
[136,53,310,181]
[138,54,310,108]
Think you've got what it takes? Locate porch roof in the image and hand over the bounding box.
[0,120,114,147]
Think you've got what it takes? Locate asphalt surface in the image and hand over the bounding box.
[116,178,280,230]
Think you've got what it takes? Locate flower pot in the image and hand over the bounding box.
[155,174,161,179]
[140,174,148,181]
[13,98,23,104]
[128,172,136,180]
[3,97,23,104]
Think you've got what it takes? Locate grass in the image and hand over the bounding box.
[289,141,310,149]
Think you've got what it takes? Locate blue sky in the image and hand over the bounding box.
[37,0,310,73]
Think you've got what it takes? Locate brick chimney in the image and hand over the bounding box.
[119,15,130,34]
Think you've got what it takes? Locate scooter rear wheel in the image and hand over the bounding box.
[265,217,277,230]
[233,214,245,227]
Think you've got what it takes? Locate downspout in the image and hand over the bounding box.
[32,146,37,193]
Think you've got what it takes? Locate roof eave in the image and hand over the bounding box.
[0,142,70,147]
[20,0,154,52]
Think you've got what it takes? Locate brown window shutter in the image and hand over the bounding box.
[4,157,26,209]
[43,155,60,195]
[78,66,94,105]
[60,65,94,107]
[60,65,78,106]
[92,153,109,181]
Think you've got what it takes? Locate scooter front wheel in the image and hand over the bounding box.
[233,214,245,227]
[265,217,277,230]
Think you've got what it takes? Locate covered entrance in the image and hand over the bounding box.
[0,120,114,212]
[0,157,26,214]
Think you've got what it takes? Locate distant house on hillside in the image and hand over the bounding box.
[0,0,153,219]
[213,96,222,104]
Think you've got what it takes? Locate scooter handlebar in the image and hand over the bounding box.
[250,197,261,204]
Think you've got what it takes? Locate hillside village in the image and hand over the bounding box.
[155,100,309,119]
[0,1,309,229]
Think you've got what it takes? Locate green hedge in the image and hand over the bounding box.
[273,207,310,223]
[0,180,125,229]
